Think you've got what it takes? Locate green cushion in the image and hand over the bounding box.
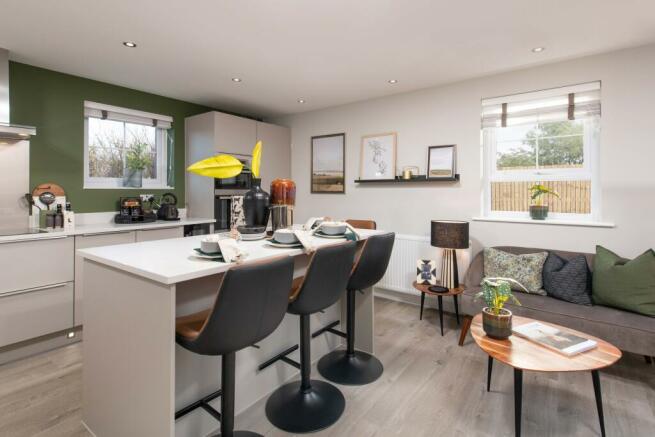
[592,245,655,316]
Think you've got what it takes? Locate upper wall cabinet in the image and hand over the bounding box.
[185,111,290,218]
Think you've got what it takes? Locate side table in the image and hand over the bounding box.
[412,281,464,336]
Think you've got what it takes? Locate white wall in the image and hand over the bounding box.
[272,44,655,259]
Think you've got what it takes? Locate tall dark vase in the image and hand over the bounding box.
[243,178,270,227]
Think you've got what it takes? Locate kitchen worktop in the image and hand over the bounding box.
[78,229,381,285]
[0,216,215,243]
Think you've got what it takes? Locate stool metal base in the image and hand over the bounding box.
[265,379,345,433]
[317,349,384,385]
[209,431,263,437]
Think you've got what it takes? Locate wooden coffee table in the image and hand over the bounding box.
[412,281,464,336]
[471,314,622,437]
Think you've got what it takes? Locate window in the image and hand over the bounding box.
[481,82,601,220]
[84,101,174,188]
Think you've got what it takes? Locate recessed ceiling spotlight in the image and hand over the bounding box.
[531,47,545,53]
[232,77,242,83]
[388,79,398,84]
[123,41,137,48]
[297,98,306,104]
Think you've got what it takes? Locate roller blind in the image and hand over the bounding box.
[481,82,600,128]
[84,101,173,129]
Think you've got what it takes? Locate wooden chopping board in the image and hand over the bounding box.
[32,182,66,197]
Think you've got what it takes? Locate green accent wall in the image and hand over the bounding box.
[8,62,216,213]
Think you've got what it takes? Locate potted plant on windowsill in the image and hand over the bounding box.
[124,142,152,188]
[475,277,524,339]
[529,184,560,220]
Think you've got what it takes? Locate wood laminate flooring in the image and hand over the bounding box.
[0,298,653,436]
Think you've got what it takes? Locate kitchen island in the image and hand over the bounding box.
[78,230,382,437]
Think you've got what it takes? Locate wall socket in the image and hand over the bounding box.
[140,194,155,202]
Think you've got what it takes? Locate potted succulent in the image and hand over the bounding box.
[124,142,152,188]
[475,278,524,339]
[529,184,560,220]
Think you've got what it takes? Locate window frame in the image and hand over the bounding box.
[82,103,174,190]
[481,90,601,222]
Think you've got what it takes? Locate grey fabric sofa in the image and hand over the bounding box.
[459,246,655,357]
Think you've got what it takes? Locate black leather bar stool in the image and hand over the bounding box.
[263,241,357,433]
[317,232,395,385]
[175,256,294,437]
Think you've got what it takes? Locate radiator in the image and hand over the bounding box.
[376,234,471,294]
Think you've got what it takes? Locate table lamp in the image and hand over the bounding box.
[430,220,469,292]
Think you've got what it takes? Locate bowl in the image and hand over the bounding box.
[200,239,221,254]
[273,229,299,244]
[319,221,347,235]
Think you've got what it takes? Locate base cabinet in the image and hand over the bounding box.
[74,232,136,326]
[136,227,183,242]
[0,282,74,348]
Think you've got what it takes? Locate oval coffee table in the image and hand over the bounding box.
[471,313,621,437]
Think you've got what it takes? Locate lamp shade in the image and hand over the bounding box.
[431,220,469,249]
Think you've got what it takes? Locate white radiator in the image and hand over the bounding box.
[376,234,471,295]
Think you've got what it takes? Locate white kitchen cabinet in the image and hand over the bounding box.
[0,282,74,348]
[257,121,291,191]
[0,236,74,295]
[135,226,183,242]
[74,231,136,326]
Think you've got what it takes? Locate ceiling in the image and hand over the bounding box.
[1,0,655,118]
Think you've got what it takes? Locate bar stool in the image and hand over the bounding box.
[317,232,395,385]
[263,241,357,433]
[175,256,294,437]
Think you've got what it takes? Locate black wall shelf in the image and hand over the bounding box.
[354,174,460,184]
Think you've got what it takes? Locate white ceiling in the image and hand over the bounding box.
[1,0,655,118]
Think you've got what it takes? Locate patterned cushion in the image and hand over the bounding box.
[543,253,592,305]
[483,247,548,295]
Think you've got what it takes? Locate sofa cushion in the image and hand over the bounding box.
[483,247,548,295]
[543,253,592,305]
[592,246,655,317]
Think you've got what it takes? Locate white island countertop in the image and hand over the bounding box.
[0,217,215,243]
[78,229,381,285]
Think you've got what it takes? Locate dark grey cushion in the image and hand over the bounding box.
[543,253,592,305]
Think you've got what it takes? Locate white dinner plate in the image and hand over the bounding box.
[314,232,347,239]
[266,241,303,248]
[241,233,267,241]
[189,250,224,260]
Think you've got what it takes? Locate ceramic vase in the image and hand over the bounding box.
[243,178,270,227]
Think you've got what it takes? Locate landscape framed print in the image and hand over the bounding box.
[360,132,397,180]
[427,144,456,180]
[311,133,345,193]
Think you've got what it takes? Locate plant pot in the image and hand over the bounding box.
[482,307,513,339]
[123,169,143,188]
[243,178,270,227]
[529,205,549,220]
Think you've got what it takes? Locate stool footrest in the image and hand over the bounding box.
[174,389,222,420]
[312,320,344,338]
[259,344,299,371]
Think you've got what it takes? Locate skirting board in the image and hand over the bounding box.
[374,287,460,316]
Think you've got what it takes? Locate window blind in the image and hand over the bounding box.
[481,82,600,128]
[84,101,173,129]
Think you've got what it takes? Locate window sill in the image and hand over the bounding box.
[83,186,175,190]
[472,216,615,228]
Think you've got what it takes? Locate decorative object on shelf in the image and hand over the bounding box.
[360,132,397,180]
[311,133,345,193]
[416,259,437,285]
[476,277,523,339]
[402,166,420,180]
[270,178,296,231]
[427,144,456,180]
[430,220,469,292]
[529,184,560,220]
[123,141,153,187]
[354,174,460,183]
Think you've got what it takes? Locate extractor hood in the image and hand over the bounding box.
[0,48,36,139]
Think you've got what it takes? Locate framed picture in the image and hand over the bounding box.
[416,259,437,285]
[311,133,345,193]
[427,144,456,179]
[360,132,397,180]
